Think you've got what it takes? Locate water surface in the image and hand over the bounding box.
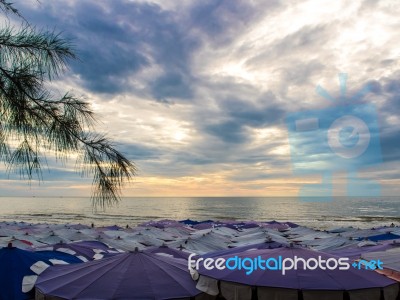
[0,197,399,229]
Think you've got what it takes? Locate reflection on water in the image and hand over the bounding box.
[0,197,399,229]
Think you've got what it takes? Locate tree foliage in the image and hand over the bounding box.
[0,1,136,207]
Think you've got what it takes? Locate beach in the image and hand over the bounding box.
[0,214,399,299]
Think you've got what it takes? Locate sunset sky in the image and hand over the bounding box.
[1,0,399,197]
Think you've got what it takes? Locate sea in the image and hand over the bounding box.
[0,196,399,229]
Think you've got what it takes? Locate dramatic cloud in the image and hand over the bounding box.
[1,0,399,196]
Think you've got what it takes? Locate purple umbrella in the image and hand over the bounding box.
[285,221,299,228]
[196,246,397,292]
[193,223,214,230]
[238,223,260,229]
[96,225,123,231]
[36,250,202,300]
[179,219,200,226]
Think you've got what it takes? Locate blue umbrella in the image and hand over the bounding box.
[0,244,82,300]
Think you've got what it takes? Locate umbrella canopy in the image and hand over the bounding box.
[230,230,288,247]
[101,230,166,247]
[210,226,239,238]
[203,240,286,258]
[101,237,146,251]
[179,219,200,226]
[139,219,184,229]
[36,241,122,261]
[0,245,82,300]
[168,236,229,254]
[52,229,94,242]
[163,227,193,239]
[196,246,397,292]
[190,232,232,246]
[96,225,123,231]
[36,250,202,300]
[0,227,20,237]
[285,226,318,238]
[145,245,192,260]
[193,223,214,230]
[362,248,400,272]
[366,233,400,242]
[36,232,71,245]
[134,227,177,241]
[0,237,46,250]
[261,223,290,231]
[340,228,382,239]
[303,236,356,251]
[327,242,399,260]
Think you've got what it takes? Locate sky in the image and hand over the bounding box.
[0,0,399,197]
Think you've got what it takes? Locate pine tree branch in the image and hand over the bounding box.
[0,0,25,20]
[0,24,136,207]
[0,25,76,79]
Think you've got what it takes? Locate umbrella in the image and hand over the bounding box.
[302,236,356,251]
[139,219,184,229]
[0,245,82,300]
[36,249,202,300]
[96,225,123,231]
[163,226,193,239]
[230,230,288,247]
[145,245,192,260]
[0,237,46,250]
[179,219,200,226]
[190,232,232,246]
[100,236,146,251]
[210,226,239,238]
[195,246,398,300]
[362,248,400,272]
[36,241,122,261]
[135,227,177,241]
[168,236,229,254]
[36,232,71,245]
[203,240,286,258]
[261,223,290,231]
[0,227,20,237]
[340,228,381,239]
[52,229,94,242]
[366,233,400,242]
[326,242,399,260]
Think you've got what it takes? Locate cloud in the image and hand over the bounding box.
[150,71,194,102]
[19,0,199,98]
[204,120,249,144]
[3,0,399,196]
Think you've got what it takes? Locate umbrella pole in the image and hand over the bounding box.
[251,286,257,300]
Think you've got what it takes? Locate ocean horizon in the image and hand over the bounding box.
[1,196,399,229]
